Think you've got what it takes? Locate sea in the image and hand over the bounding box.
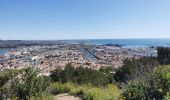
[65,38,170,48]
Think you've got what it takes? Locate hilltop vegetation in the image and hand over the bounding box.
[50,82,120,100]
[114,57,159,83]
[0,68,51,100]
[0,47,170,100]
[121,65,170,100]
[50,64,115,86]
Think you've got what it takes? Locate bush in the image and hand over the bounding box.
[122,80,164,100]
[75,67,110,86]
[49,82,121,100]
[49,68,62,82]
[153,65,170,95]
[99,66,116,74]
[121,65,170,100]
[67,82,120,100]
[114,57,159,83]
[0,69,20,99]
[157,47,170,65]
[61,63,76,83]
[0,67,51,99]
[0,69,19,87]
[50,82,70,94]
[164,93,170,100]
[121,81,149,100]
[30,95,54,100]
[50,64,113,86]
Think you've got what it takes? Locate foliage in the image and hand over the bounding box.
[30,94,54,100]
[50,82,121,100]
[0,69,19,87]
[164,93,170,100]
[99,66,116,74]
[1,59,170,100]
[74,67,110,85]
[49,68,62,82]
[154,65,170,95]
[121,81,149,100]
[61,63,76,83]
[121,65,170,100]
[114,57,159,83]
[50,82,70,94]
[157,47,170,65]
[0,67,51,99]
[50,64,113,86]
[0,69,19,99]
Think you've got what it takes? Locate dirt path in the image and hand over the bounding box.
[55,93,81,100]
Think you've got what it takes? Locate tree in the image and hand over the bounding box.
[157,47,170,65]
[1,67,51,99]
[61,63,76,83]
[114,57,159,83]
[121,65,170,100]
[50,64,112,86]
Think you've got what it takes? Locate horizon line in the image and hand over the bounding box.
[1,37,170,41]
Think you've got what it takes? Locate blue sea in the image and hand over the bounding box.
[66,39,170,48]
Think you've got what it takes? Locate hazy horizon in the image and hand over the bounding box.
[1,37,170,41]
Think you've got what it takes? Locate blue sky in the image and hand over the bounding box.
[0,0,170,40]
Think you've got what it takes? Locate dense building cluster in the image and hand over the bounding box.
[0,43,157,74]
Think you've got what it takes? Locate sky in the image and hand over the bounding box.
[0,0,170,40]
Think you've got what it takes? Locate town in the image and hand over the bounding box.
[0,41,157,75]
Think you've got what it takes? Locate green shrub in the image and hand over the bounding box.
[122,80,166,100]
[0,69,19,87]
[114,57,159,83]
[157,47,170,65]
[75,67,110,86]
[49,82,120,100]
[66,82,120,100]
[0,67,51,99]
[122,81,149,100]
[50,64,113,86]
[153,65,170,95]
[121,65,170,100]
[164,93,170,100]
[49,68,62,82]
[50,82,70,94]
[30,94,54,100]
[99,66,116,74]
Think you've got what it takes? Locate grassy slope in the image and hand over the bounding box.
[50,82,121,100]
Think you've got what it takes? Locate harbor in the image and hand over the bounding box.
[0,40,158,73]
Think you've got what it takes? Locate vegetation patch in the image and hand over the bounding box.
[50,64,115,86]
